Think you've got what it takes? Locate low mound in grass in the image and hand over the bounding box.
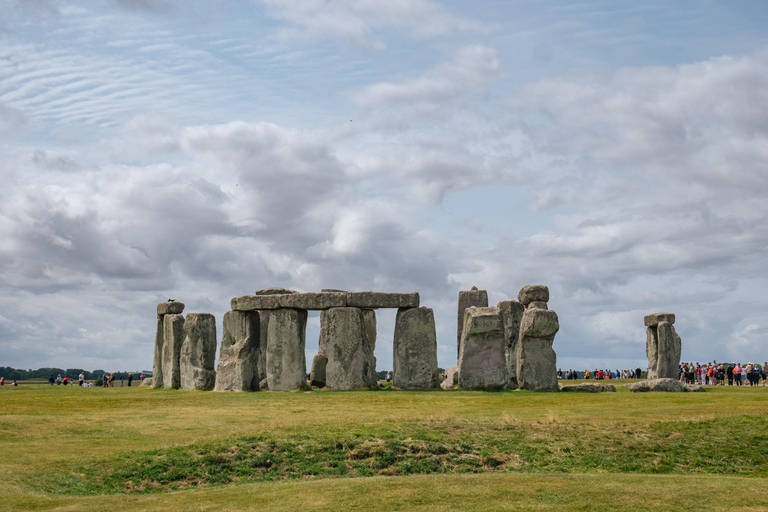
[36,415,768,495]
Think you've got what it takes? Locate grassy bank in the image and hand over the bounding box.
[2,382,768,509]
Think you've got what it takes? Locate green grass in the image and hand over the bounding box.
[2,382,768,510]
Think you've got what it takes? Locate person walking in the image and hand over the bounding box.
[727,364,734,386]
[56,374,62,385]
[734,363,743,386]
[78,372,85,386]
[102,373,108,387]
[120,373,124,387]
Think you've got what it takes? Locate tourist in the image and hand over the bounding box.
[102,373,108,387]
[120,373,124,387]
[0,377,4,386]
[734,363,743,386]
[140,373,145,382]
[128,373,133,387]
[11,380,18,386]
[56,374,62,385]
[78,372,85,386]
[763,362,767,386]
[727,364,734,385]
[635,367,642,379]
[62,375,69,386]
[584,369,590,380]
[741,364,747,386]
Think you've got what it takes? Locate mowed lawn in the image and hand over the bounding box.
[2,382,768,511]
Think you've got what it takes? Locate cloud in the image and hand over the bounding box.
[114,0,173,13]
[258,0,487,49]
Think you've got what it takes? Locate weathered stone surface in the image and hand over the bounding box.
[458,307,506,390]
[259,378,269,390]
[345,291,419,309]
[393,307,439,390]
[516,308,559,391]
[279,292,347,310]
[257,311,269,382]
[309,354,328,387]
[214,310,260,392]
[517,285,549,306]
[441,365,459,389]
[266,308,308,391]
[326,307,378,390]
[684,383,706,392]
[255,287,296,295]
[527,301,548,310]
[560,383,616,392]
[152,318,164,388]
[362,309,376,352]
[180,313,217,390]
[157,301,185,316]
[321,289,346,293]
[457,287,489,359]
[644,312,675,327]
[141,377,153,387]
[317,310,329,356]
[498,300,525,389]
[231,294,282,311]
[161,313,185,389]
[628,378,687,392]
[647,320,681,380]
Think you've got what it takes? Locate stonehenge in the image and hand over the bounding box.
[645,313,681,380]
[151,284,564,394]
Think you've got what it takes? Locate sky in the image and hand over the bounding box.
[1,0,767,374]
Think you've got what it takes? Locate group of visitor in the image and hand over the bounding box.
[679,361,767,386]
[559,368,643,380]
[43,372,145,387]
[0,377,19,386]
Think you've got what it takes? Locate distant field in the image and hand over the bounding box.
[1,382,767,511]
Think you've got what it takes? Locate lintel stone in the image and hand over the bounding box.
[279,292,347,310]
[644,312,676,327]
[157,301,185,316]
[346,291,419,309]
[231,294,282,311]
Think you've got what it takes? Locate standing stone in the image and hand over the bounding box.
[161,313,185,389]
[257,311,270,384]
[152,317,164,388]
[362,309,377,352]
[266,308,308,391]
[309,355,328,387]
[498,300,525,389]
[326,307,377,390]
[645,313,681,380]
[392,307,439,389]
[516,307,559,391]
[215,310,260,391]
[458,306,507,390]
[180,313,217,391]
[457,287,489,359]
[153,301,185,388]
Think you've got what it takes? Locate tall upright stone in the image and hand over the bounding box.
[252,287,296,388]
[645,313,681,380]
[393,307,439,389]
[498,300,525,389]
[516,306,559,391]
[266,308,307,391]
[458,306,507,390]
[457,287,488,359]
[153,301,184,388]
[215,310,260,391]
[180,313,217,391]
[326,307,377,390]
[309,309,330,387]
[161,313,185,389]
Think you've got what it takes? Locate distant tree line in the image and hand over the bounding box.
[0,367,147,381]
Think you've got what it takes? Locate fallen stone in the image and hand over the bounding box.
[326,307,378,390]
[517,285,549,306]
[393,307,439,390]
[684,383,706,392]
[516,308,559,391]
[441,365,459,389]
[152,317,164,388]
[231,294,282,311]
[498,300,525,389]
[457,287,489,359]
[644,312,676,327]
[345,291,419,309]
[309,354,328,387]
[215,310,260,392]
[266,308,308,391]
[279,292,347,310]
[180,313,217,391]
[560,383,616,392]
[458,307,507,390]
[157,301,185,316]
[628,378,688,392]
[161,313,185,389]
[141,377,153,387]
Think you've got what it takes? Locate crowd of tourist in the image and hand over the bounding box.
[559,368,643,380]
[678,361,767,386]
[42,372,146,387]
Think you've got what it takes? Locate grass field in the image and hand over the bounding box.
[2,381,768,511]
